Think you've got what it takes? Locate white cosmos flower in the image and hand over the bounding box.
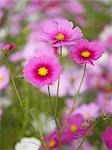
[32,113,56,134]
[15,137,41,150]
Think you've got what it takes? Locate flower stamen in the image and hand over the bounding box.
[56,33,65,41]
[0,75,3,81]
[70,124,78,133]
[48,140,56,149]
[38,67,48,76]
[81,51,91,58]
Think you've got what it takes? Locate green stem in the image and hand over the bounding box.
[55,46,62,117]
[47,85,54,114]
[61,63,87,131]
[47,85,62,148]
[29,112,47,150]
[4,54,24,107]
[75,63,87,98]
[19,82,30,138]
[47,86,60,130]
[4,54,47,150]
[54,47,63,148]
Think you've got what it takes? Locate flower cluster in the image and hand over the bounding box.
[23,19,104,89]
[21,18,105,150]
[39,114,89,150]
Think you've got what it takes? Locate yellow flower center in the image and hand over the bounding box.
[70,124,78,133]
[56,33,65,41]
[81,51,91,58]
[48,140,56,149]
[38,67,48,76]
[0,75,3,81]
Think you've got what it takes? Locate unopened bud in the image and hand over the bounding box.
[2,42,16,53]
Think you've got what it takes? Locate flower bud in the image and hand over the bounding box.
[2,42,16,53]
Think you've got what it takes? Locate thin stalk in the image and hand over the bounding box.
[19,82,30,138]
[29,112,47,150]
[4,54,24,107]
[55,46,62,116]
[47,85,60,130]
[3,54,47,150]
[74,63,87,98]
[61,63,87,131]
[47,85,62,148]
[54,47,63,148]
[47,85,54,113]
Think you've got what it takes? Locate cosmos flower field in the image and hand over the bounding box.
[0,0,112,150]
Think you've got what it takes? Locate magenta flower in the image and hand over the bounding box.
[41,19,83,47]
[39,129,59,150]
[23,55,62,88]
[101,127,112,150]
[62,114,87,144]
[0,65,10,90]
[69,39,104,65]
[40,114,86,150]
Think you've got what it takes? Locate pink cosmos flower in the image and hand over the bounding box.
[62,114,87,144]
[41,19,83,47]
[0,0,14,9]
[63,0,85,15]
[97,93,112,113]
[23,55,62,88]
[22,42,55,62]
[38,0,63,17]
[99,24,112,49]
[86,65,112,93]
[9,13,22,37]
[39,129,59,150]
[75,103,100,119]
[107,54,112,73]
[69,39,104,65]
[40,114,86,150]
[101,127,112,150]
[0,65,10,90]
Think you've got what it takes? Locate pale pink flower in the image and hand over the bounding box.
[97,93,112,113]
[41,19,83,47]
[0,65,10,90]
[99,24,112,49]
[75,103,100,119]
